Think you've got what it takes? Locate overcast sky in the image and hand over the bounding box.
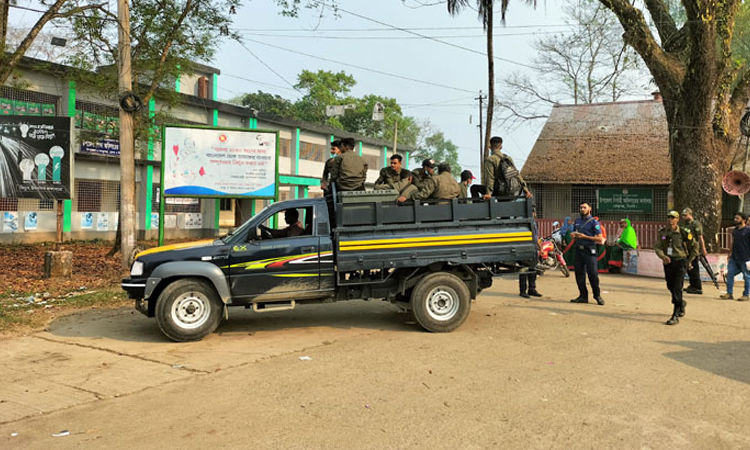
[214,0,580,173]
[10,0,655,173]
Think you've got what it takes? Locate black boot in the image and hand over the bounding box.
[677,300,686,317]
[666,304,680,325]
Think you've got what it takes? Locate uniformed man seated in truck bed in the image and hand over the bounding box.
[374,154,412,193]
[260,209,305,238]
[397,162,461,203]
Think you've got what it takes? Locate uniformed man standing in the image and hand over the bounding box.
[570,201,605,305]
[483,136,532,199]
[655,210,699,325]
[410,158,436,190]
[374,154,411,193]
[320,139,341,192]
[397,162,460,202]
[330,137,368,192]
[459,170,475,198]
[680,207,707,294]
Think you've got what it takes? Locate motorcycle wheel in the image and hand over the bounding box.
[559,264,570,278]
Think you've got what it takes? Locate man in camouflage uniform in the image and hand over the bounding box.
[374,154,411,193]
[330,137,368,192]
[482,136,532,199]
[680,207,707,294]
[410,158,436,190]
[655,210,699,325]
[320,139,341,192]
[398,162,460,202]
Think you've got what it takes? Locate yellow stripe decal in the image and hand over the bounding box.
[339,231,532,247]
[340,236,533,251]
[136,239,215,258]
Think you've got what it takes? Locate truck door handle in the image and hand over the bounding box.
[302,246,317,253]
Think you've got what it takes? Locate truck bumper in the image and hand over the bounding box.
[121,278,146,299]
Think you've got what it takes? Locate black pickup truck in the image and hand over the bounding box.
[122,192,537,341]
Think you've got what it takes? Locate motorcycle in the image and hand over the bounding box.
[536,222,570,277]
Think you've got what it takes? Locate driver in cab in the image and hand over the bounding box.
[260,209,304,238]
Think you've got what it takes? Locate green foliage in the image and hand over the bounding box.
[419,132,462,173]
[294,69,356,125]
[238,91,295,118]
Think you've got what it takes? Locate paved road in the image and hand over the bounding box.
[1,272,749,449]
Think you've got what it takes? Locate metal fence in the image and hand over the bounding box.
[536,218,734,251]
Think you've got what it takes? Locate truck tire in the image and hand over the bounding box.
[411,272,471,333]
[155,278,223,342]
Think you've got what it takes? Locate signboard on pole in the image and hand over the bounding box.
[162,125,278,198]
[597,188,654,214]
[0,116,72,199]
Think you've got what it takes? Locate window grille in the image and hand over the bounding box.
[299,141,326,162]
[280,138,291,157]
[0,198,18,211]
[219,198,233,211]
[528,184,669,222]
[74,179,121,212]
[0,86,60,116]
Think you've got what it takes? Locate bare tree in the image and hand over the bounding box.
[495,0,644,129]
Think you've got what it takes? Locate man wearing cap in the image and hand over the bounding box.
[570,201,605,305]
[459,170,475,198]
[330,137,368,192]
[374,154,411,193]
[411,158,436,190]
[680,207,707,294]
[320,139,341,192]
[483,136,532,199]
[655,210,699,325]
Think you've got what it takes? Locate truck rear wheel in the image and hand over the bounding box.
[155,278,222,342]
[411,272,471,332]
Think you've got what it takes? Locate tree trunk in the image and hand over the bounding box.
[670,113,733,252]
[483,3,494,167]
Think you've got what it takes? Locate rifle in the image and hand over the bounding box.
[698,254,720,290]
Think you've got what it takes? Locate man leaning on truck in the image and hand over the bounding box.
[398,162,460,202]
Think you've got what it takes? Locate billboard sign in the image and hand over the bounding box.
[0,116,72,199]
[598,188,654,214]
[162,125,278,198]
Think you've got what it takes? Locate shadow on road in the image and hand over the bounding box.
[503,298,668,323]
[658,340,750,385]
[45,301,419,343]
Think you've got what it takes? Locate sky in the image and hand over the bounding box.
[213,0,578,174]
[8,0,655,173]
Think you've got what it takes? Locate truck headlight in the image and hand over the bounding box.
[130,260,144,277]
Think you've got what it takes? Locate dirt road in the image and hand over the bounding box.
[1,272,749,449]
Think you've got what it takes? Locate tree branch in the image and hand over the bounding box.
[142,0,195,103]
[598,0,684,95]
[642,0,678,45]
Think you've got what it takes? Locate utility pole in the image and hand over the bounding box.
[117,0,136,269]
[475,90,486,182]
[393,120,398,154]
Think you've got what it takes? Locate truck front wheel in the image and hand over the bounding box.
[155,278,223,342]
[411,272,471,332]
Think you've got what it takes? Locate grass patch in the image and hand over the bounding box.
[0,286,130,335]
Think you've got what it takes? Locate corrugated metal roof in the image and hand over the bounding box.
[521,101,670,185]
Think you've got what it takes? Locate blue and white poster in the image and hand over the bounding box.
[162,126,277,198]
[24,212,37,230]
[81,212,93,229]
[96,212,109,231]
[150,213,159,229]
[2,212,18,233]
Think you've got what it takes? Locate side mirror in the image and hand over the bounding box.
[552,221,560,227]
